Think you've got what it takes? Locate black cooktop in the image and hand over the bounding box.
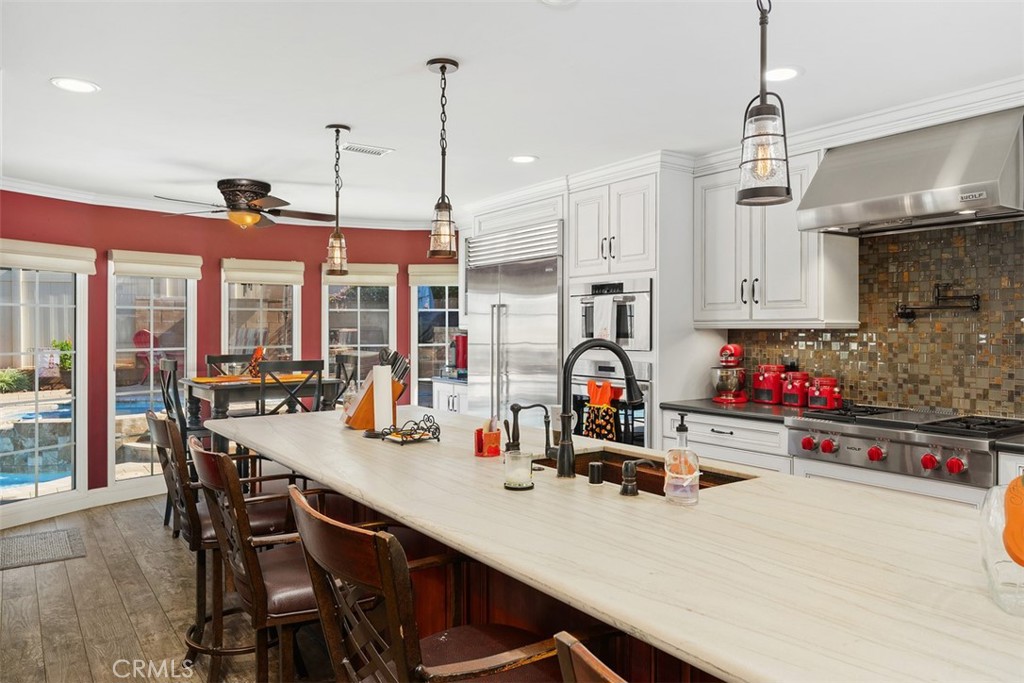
[802,404,898,423]
[918,416,1024,439]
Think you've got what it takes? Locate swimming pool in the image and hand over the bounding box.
[17,397,156,420]
[0,471,71,486]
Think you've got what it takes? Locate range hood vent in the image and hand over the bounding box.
[797,108,1024,236]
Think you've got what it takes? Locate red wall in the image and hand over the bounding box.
[1,190,434,489]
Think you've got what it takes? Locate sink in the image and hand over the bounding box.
[533,449,752,496]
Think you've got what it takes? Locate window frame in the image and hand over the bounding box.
[106,250,200,485]
[220,258,303,359]
[321,264,398,385]
[408,265,459,408]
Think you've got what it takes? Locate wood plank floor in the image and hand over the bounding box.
[0,496,330,683]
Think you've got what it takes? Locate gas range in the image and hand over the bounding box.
[785,405,1024,490]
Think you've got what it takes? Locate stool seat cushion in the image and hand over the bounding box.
[259,543,318,619]
[421,624,561,682]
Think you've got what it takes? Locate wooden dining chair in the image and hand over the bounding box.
[287,485,562,683]
[258,359,324,415]
[554,631,625,683]
[205,352,261,418]
[148,411,297,681]
[158,357,210,531]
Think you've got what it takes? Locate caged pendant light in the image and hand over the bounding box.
[325,124,350,276]
[427,58,459,259]
[737,0,793,206]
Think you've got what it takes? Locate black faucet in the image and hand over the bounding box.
[620,459,656,496]
[557,339,644,478]
[509,403,557,458]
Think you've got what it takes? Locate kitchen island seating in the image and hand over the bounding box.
[258,359,324,415]
[554,631,625,683]
[287,484,563,683]
[157,357,210,530]
[147,412,296,680]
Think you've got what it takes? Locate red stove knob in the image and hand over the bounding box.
[801,436,818,451]
[921,453,941,471]
[945,456,967,475]
[867,445,886,462]
[820,439,838,454]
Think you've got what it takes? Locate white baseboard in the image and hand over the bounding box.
[0,477,166,531]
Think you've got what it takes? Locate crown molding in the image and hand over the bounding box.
[567,150,696,191]
[694,76,1024,176]
[465,178,568,218]
[0,177,430,231]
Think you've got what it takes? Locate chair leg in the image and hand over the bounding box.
[209,549,224,683]
[164,492,172,527]
[256,628,270,683]
[184,549,206,666]
[278,624,295,683]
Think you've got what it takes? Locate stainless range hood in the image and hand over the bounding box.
[797,108,1024,235]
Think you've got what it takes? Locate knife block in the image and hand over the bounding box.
[344,377,404,430]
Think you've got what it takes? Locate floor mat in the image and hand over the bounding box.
[0,528,86,570]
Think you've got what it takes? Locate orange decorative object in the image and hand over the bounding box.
[1004,475,1024,566]
[244,346,265,378]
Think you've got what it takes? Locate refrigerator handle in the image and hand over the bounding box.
[497,303,509,414]
[489,304,497,419]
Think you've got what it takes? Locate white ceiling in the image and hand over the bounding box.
[3,1,1023,228]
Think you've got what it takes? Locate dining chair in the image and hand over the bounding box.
[205,352,261,418]
[147,411,296,682]
[554,631,625,683]
[158,357,210,531]
[287,485,562,683]
[258,359,324,415]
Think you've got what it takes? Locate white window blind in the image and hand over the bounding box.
[110,250,203,279]
[222,258,304,285]
[322,263,398,286]
[408,264,457,286]
[0,238,97,275]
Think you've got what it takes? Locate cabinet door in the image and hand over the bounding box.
[609,174,656,273]
[750,151,821,321]
[693,170,752,323]
[452,384,468,414]
[568,186,610,278]
[432,382,447,411]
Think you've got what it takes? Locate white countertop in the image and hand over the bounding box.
[206,408,1024,683]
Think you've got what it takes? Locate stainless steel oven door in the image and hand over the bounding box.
[791,458,985,507]
[569,296,595,348]
[613,292,651,352]
[569,376,652,448]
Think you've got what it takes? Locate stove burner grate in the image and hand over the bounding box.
[919,416,1024,439]
[802,404,898,423]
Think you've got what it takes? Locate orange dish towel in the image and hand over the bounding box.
[1004,475,1024,566]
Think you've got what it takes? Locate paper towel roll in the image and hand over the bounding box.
[373,365,393,432]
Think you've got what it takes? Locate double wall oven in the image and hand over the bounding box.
[569,278,652,352]
[569,359,652,448]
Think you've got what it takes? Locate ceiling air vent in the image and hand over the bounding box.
[341,142,394,157]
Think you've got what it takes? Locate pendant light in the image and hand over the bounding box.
[325,124,350,276]
[737,0,792,206]
[427,58,459,259]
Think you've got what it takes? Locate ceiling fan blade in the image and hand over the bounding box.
[253,213,277,229]
[154,195,226,209]
[267,208,337,222]
[249,195,290,210]
[162,209,228,217]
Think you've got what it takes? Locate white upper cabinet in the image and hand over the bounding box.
[569,174,656,277]
[693,151,859,328]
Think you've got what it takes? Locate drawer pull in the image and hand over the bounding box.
[710,428,735,435]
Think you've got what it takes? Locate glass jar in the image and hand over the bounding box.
[980,484,1024,616]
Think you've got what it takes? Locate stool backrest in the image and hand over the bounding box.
[205,353,254,377]
[146,410,201,549]
[555,631,625,683]
[258,360,324,415]
[157,358,188,445]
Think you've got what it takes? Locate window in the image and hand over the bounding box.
[0,239,94,504]
[322,264,397,388]
[409,265,459,407]
[222,259,303,360]
[108,251,200,482]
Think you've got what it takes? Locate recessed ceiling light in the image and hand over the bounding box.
[765,67,802,82]
[50,77,101,93]
[509,155,539,164]
[539,0,579,6]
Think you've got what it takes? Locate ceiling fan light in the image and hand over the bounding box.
[326,228,348,276]
[227,209,262,228]
[428,200,457,259]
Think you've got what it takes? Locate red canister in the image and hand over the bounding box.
[782,371,810,407]
[752,364,785,404]
[807,376,843,410]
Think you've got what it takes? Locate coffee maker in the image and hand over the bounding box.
[711,344,747,404]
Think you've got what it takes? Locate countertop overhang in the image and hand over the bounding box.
[206,408,1024,682]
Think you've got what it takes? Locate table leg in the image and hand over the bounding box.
[210,396,230,453]
[186,391,202,429]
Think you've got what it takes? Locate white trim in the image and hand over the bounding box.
[1,176,431,231]
[109,249,203,280]
[222,258,304,286]
[321,262,399,286]
[321,282,398,381]
[220,280,302,359]
[0,238,97,275]
[0,476,165,530]
[75,272,90,496]
[408,264,458,286]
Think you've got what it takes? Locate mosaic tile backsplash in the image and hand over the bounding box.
[729,222,1024,417]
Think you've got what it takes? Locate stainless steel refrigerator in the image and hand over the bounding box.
[465,221,562,424]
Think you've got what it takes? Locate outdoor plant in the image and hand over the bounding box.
[51,339,73,371]
[0,368,30,393]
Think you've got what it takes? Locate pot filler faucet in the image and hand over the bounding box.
[557,339,644,478]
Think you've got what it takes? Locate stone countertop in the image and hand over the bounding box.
[431,376,468,385]
[996,433,1024,454]
[206,408,1023,683]
[660,398,803,423]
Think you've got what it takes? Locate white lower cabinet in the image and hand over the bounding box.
[661,410,792,474]
[432,381,468,414]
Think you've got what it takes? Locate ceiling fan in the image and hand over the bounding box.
[156,178,336,229]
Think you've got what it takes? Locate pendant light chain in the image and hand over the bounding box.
[439,64,448,202]
[334,127,342,229]
[758,0,771,105]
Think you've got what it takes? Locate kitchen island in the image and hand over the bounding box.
[206,408,1023,682]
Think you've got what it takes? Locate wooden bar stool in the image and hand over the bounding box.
[555,631,626,683]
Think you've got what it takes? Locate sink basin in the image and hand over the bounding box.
[534,449,752,496]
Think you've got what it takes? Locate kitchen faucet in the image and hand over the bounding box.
[508,403,557,457]
[557,339,644,478]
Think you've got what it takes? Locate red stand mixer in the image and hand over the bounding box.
[711,344,747,404]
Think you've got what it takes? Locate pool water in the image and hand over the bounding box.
[17,397,156,420]
[0,471,71,486]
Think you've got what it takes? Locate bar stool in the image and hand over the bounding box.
[555,631,626,683]
[157,357,210,532]
[257,359,324,415]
